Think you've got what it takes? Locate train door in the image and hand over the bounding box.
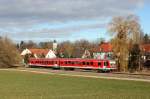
[53,59,60,69]
[103,61,110,70]
[98,61,102,69]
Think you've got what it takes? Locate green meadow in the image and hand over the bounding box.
[0,70,149,99]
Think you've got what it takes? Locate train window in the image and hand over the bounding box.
[74,61,77,64]
[52,61,54,64]
[78,61,80,64]
[68,61,71,64]
[64,61,67,64]
[90,62,93,65]
[87,62,89,65]
[82,62,85,65]
[75,61,79,65]
[104,62,108,66]
[98,62,101,66]
[72,62,74,65]
[55,61,57,64]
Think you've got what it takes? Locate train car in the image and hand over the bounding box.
[28,58,116,71]
[29,58,60,68]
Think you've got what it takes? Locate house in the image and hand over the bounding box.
[93,42,113,59]
[141,44,150,60]
[21,48,56,58]
[45,50,56,58]
[20,48,32,56]
[82,50,91,58]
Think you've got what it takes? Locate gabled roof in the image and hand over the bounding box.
[99,42,112,52]
[45,50,56,58]
[29,49,49,55]
[21,48,31,56]
[141,44,150,52]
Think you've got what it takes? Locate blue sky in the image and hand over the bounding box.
[137,4,150,34]
[0,0,149,43]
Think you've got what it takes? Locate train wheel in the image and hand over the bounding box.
[63,67,75,71]
[52,66,60,70]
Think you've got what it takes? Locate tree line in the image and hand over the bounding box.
[17,39,99,58]
[0,15,149,72]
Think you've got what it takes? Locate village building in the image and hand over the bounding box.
[82,49,91,58]
[141,44,150,61]
[21,48,56,58]
[93,42,113,60]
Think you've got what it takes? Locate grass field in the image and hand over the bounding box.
[0,70,150,99]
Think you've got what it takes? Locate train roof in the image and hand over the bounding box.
[29,58,109,61]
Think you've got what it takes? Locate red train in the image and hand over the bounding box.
[28,58,116,71]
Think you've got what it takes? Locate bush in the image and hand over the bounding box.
[0,37,21,68]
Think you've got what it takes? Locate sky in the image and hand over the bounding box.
[0,0,149,43]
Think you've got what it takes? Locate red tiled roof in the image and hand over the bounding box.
[90,47,99,53]
[92,43,150,53]
[99,42,112,52]
[29,49,49,55]
[141,44,150,52]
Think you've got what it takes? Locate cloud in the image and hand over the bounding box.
[0,0,144,26]
[0,0,146,41]
[4,23,106,40]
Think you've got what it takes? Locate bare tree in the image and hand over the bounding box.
[39,41,53,49]
[108,15,142,71]
[59,41,74,58]
[25,40,38,48]
[0,37,21,68]
[73,39,93,58]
